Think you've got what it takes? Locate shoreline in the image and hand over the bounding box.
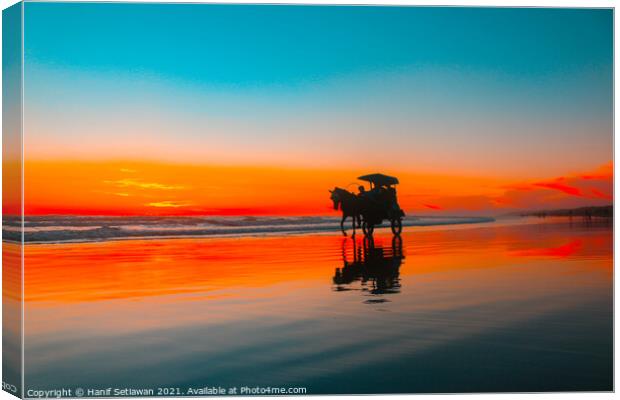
[4,215,611,246]
[5,216,495,245]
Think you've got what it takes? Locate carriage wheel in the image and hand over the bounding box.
[362,221,375,236]
[391,218,402,235]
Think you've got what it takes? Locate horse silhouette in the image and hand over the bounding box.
[333,235,404,297]
[329,187,362,236]
[330,186,404,237]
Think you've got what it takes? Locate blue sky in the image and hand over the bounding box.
[25,4,612,86]
[23,3,613,178]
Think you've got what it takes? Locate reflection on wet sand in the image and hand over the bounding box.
[3,243,22,397]
[22,219,612,393]
[334,236,404,299]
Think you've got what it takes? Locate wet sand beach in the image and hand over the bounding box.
[17,218,612,393]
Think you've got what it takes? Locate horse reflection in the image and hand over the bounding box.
[333,236,404,298]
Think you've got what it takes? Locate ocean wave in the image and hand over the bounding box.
[3,215,495,244]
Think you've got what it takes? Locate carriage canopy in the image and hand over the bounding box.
[357,173,399,187]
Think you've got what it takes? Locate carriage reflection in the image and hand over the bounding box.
[333,236,404,298]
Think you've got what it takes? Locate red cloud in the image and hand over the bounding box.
[532,180,582,196]
[404,162,612,214]
[493,162,612,210]
[580,162,613,180]
[591,188,613,200]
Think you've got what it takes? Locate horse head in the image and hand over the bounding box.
[330,187,343,210]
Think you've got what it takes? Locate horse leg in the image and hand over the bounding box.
[351,216,356,237]
[340,215,347,237]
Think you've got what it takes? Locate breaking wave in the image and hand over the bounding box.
[3,215,495,244]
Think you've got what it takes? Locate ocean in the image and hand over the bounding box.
[3,215,495,243]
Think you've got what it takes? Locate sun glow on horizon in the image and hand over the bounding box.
[7,160,611,217]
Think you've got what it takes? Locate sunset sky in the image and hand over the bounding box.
[18,4,613,216]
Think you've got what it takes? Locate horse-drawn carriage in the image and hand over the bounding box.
[330,173,405,237]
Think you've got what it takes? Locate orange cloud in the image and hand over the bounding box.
[580,161,613,180]
[104,179,184,191]
[424,204,442,210]
[147,201,191,208]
